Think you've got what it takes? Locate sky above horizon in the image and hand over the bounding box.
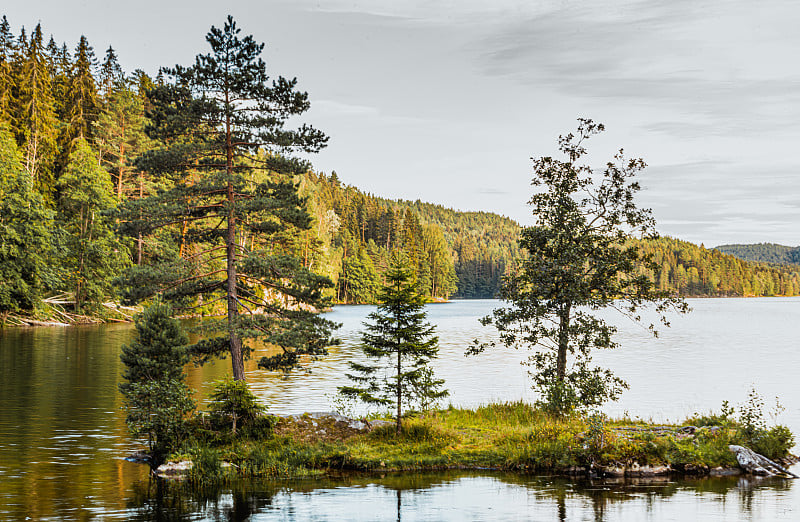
[5,1,800,247]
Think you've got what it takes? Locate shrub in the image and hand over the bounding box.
[208,377,266,435]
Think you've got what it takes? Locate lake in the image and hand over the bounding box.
[0,298,798,520]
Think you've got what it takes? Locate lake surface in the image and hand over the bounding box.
[1,298,798,520]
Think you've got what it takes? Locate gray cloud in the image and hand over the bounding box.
[475,0,800,137]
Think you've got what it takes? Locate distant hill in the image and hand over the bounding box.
[302,171,521,301]
[303,168,800,301]
[643,238,800,296]
[714,243,800,266]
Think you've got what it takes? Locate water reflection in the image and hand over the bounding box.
[2,298,799,520]
[123,472,799,521]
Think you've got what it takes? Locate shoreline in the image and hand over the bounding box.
[6,294,800,329]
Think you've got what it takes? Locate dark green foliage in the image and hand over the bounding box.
[641,237,800,297]
[57,137,128,311]
[715,242,800,266]
[119,301,195,467]
[338,247,379,303]
[98,46,123,98]
[207,377,266,435]
[117,16,337,380]
[339,255,448,433]
[0,124,54,320]
[473,120,688,415]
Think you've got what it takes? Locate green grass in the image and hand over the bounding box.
[171,401,795,481]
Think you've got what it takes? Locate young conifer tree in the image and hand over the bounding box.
[119,300,195,468]
[339,255,448,434]
[118,16,336,381]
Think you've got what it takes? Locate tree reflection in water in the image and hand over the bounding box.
[123,471,797,521]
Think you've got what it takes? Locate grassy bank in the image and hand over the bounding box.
[164,402,795,481]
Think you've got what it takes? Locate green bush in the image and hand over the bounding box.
[240,415,277,440]
[749,425,795,460]
[208,377,266,435]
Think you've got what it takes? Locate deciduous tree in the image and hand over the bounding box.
[470,119,687,415]
[0,124,53,322]
[58,137,127,311]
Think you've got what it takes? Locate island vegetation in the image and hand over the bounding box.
[715,242,800,266]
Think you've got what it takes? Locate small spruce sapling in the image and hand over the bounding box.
[339,255,448,434]
[207,377,266,435]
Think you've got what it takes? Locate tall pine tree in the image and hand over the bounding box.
[66,35,97,142]
[119,17,336,381]
[17,23,58,193]
[95,79,149,199]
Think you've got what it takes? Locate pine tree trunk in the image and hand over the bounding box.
[137,174,143,265]
[116,135,125,199]
[225,90,245,382]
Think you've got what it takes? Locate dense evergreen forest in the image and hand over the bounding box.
[301,171,521,301]
[639,238,800,297]
[715,243,800,266]
[1,16,798,325]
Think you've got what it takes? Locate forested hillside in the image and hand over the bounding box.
[1,15,798,325]
[0,15,517,322]
[714,243,800,266]
[302,171,520,301]
[638,238,800,296]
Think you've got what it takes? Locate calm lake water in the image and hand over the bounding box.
[0,298,798,520]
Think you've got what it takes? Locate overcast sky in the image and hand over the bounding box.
[5,0,800,246]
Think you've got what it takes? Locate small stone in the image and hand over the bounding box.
[156,460,193,478]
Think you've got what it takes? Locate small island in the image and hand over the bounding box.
[152,402,797,481]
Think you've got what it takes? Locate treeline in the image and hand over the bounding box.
[637,237,800,297]
[0,16,146,321]
[301,171,520,302]
[0,15,516,322]
[714,243,800,266]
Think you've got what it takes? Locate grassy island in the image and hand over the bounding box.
[160,402,795,482]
